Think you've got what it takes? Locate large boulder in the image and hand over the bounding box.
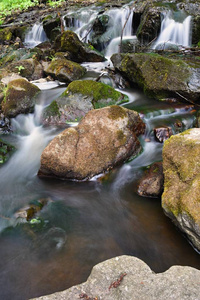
[31,255,200,300]
[53,30,105,63]
[1,78,40,118]
[111,53,200,102]
[38,105,145,180]
[162,128,200,251]
[42,80,129,124]
[43,57,86,83]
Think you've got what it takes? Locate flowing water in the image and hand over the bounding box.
[24,23,48,48]
[1,5,200,300]
[153,10,192,49]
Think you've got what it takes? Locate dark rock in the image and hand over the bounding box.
[43,17,61,40]
[154,126,173,143]
[38,105,145,180]
[53,30,105,63]
[111,53,200,102]
[0,138,14,164]
[137,162,164,198]
[2,78,40,118]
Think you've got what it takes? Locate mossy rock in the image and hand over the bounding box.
[44,57,86,83]
[162,128,200,251]
[43,80,129,124]
[0,28,13,43]
[2,78,40,118]
[53,30,105,63]
[111,53,200,102]
[5,58,43,81]
[0,48,31,69]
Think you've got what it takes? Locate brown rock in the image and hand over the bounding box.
[154,126,173,143]
[137,162,163,198]
[38,105,145,180]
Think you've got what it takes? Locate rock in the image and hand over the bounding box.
[43,57,86,83]
[162,128,200,251]
[137,162,164,198]
[38,105,145,180]
[53,30,105,63]
[0,138,14,164]
[43,17,61,40]
[154,126,173,143]
[5,58,43,81]
[1,78,40,118]
[43,80,129,124]
[31,255,200,300]
[136,4,161,44]
[111,53,200,102]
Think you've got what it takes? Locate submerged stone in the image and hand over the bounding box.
[162,128,200,251]
[38,105,145,180]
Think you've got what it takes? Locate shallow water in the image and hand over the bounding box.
[0,82,199,300]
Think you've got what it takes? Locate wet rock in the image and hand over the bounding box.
[0,138,14,164]
[111,53,200,102]
[53,30,105,63]
[38,105,145,180]
[5,58,43,81]
[43,57,86,83]
[43,80,129,124]
[2,78,40,118]
[0,47,31,69]
[137,162,164,198]
[43,17,61,40]
[154,126,173,143]
[162,128,200,251]
[136,4,161,44]
[31,255,200,300]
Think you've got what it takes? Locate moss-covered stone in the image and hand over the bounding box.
[64,80,129,105]
[162,128,200,251]
[44,57,86,83]
[53,30,105,63]
[2,78,40,118]
[0,28,13,43]
[111,53,200,102]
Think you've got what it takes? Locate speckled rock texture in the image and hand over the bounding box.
[31,255,200,300]
[162,128,200,251]
[38,105,145,180]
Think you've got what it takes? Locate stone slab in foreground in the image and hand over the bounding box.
[31,255,200,300]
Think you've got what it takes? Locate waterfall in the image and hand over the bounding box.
[153,11,192,50]
[63,2,136,55]
[24,23,48,48]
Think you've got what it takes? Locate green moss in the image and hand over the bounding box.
[0,28,12,41]
[44,100,61,118]
[117,130,127,145]
[64,80,127,104]
[108,105,127,120]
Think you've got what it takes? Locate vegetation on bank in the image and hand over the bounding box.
[0,0,65,24]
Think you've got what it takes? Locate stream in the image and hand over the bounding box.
[0,3,200,300]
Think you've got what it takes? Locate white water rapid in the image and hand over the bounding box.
[24,23,48,48]
[153,11,192,49]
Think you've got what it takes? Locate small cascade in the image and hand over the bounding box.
[24,23,48,48]
[63,3,135,55]
[153,11,192,50]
